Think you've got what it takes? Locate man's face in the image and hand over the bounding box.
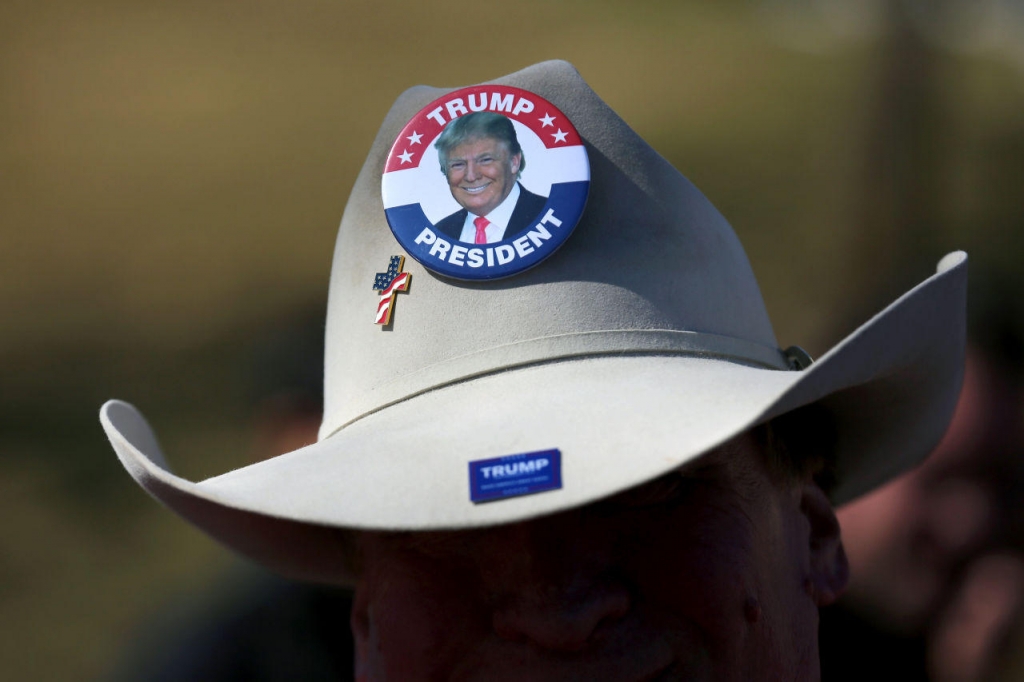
[351,434,846,681]
[444,136,521,217]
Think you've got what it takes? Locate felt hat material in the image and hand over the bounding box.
[101,61,966,584]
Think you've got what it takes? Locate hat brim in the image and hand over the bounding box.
[101,252,966,584]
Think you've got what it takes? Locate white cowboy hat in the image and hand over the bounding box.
[100,60,966,585]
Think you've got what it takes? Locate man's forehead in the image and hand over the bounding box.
[620,431,772,497]
[676,430,765,476]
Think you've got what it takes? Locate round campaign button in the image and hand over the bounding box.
[381,85,590,280]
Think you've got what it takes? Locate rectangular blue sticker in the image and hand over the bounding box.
[469,448,562,503]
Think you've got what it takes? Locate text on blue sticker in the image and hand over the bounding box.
[469,449,562,503]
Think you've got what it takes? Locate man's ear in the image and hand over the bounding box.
[511,153,521,176]
[801,483,850,606]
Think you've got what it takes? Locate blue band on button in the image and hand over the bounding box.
[468,449,562,503]
[384,181,588,281]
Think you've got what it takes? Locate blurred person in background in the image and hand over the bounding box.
[820,303,1024,682]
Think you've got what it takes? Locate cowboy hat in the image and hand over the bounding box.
[100,60,966,584]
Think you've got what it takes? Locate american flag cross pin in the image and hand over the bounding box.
[372,255,411,325]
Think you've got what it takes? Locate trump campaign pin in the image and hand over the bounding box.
[381,85,590,280]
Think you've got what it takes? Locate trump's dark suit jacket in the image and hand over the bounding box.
[434,184,548,243]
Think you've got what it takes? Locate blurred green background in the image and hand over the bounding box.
[3,0,1024,679]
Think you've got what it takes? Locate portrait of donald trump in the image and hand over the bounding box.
[433,111,548,244]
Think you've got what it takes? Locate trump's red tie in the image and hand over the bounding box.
[474,216,489,244]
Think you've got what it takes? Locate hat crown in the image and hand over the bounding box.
[320,61,779,440]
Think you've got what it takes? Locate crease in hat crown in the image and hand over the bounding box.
[320,60,784,441]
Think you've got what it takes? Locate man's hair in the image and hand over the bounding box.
[754,404,838,494]
[435,112,525,178]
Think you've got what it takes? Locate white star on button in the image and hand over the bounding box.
[539,113,556,127]
[406,131,423,145]
[552,129,568,143]
[398,149,414,164]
